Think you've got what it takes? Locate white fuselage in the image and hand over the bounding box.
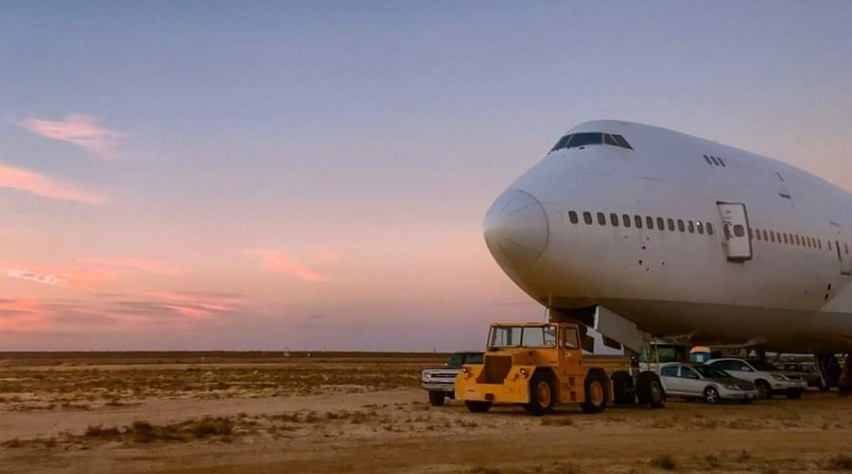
[484,120,852,352]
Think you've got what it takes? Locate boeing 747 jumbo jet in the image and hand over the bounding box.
[484,120,852,389]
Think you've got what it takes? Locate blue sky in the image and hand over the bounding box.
[0,1,850,350]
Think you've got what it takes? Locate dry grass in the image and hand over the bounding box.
[827,454,852,470]
[650,454,677,470]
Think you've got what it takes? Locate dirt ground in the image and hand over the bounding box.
[1,353,851,474]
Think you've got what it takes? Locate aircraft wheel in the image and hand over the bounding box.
[580,370,609,414]
[464,401,492,413]
[525,372,556,416]
[428,391,445,406]
[636,372,665,409]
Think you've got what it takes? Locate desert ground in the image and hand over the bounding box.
[1,353,851,474]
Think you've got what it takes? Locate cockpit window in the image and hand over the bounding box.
[550,132,633,152]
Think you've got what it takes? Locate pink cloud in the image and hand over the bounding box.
[17,115,124,159]
[2,265,112,289]
[78,257,184,276]
[243,249,329,282]
[144,291,241,318]
[0,163,108,205]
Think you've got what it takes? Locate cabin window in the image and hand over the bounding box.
[817,239,822,250]
[733,225,745,237]
[597,212,606,226]
[677,220,685,232]
[646,216,654,229]
[828,241,832,251]
[755,229,762,241]
[657,217,665,230]
[783,233,789,244]
[696,222,704,234]
[748,228,753,239]
[706,222,714,235]
[795,235,801,246]
[610,213,619,226]
[568,211,578,224]
[846,244,849,254]
[622,214,631,227]
[687,221,695,233]
[634,215,643,229]
[762,230,768,241]
[583,212,593,225]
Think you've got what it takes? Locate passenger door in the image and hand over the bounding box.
[717,202,752,260]
[830,222,851,276]
[659,365,681,394]
[678,366,703,397]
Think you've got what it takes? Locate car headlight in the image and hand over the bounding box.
[723,384,739,390]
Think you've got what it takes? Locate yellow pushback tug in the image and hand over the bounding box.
[455,321,665,415]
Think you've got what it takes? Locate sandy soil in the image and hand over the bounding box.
[1,355,851,474]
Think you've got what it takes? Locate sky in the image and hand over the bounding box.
[1,1,851,351]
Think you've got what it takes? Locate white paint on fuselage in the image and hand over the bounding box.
[485,120,852,352]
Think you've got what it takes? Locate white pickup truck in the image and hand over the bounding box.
[420,352,483,406]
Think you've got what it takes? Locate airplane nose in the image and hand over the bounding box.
[483,189,550,268]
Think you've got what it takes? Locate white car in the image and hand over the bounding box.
[659,363,758,404]
[706,358,807,399]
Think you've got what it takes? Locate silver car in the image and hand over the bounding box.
[659,363,758,404]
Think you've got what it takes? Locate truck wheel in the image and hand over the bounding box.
[580,370,609,414]
[636,372,665,409]
[611,370,634,404]
[755,380,773,399]
[703,386,720,404]
[428,391,445,406]
[525,372,556,416]
[464,401,492,413]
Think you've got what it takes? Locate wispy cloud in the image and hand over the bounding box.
[0,162,108,205]
[78,257,184,277]
[2,266,111,289]
[144,291,242,319]
[17,115,124,159]
[242,249,330,282]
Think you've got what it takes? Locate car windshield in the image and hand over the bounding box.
[748,360,780,371]
[693,365,731,379]
[488,325,557,348]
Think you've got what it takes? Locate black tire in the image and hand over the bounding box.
[703,386,720,405]
[464,400,492,413]
[786,389,803,399]
[611,370,634,404]
[428,391,445,406]
[636,372,665,409]
[755,380,773,399]
[580,370,609,414]
[525,371,556,416]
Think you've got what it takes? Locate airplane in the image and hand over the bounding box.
[483,120,852,390]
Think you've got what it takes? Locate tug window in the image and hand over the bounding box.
[568,211,578,224]
[583,212,593,225]
[597,212,607,226]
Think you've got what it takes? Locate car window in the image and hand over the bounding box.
[660,366,679,377]
[680,367,700,379]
